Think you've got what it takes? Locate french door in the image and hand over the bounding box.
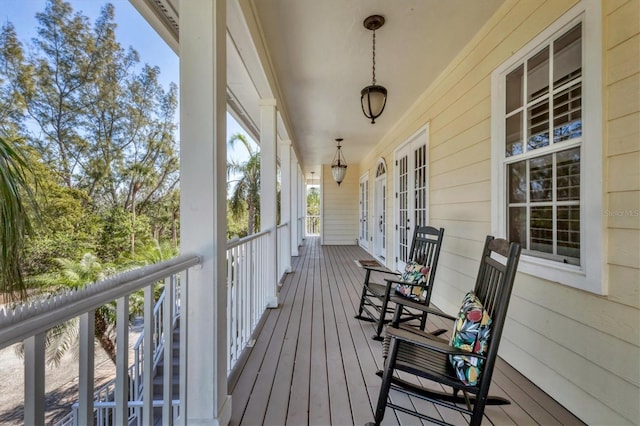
[395,126,429,271]
[373,160,387,261]
[359,173,369,249]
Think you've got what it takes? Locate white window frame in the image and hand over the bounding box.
[491,0,604,294]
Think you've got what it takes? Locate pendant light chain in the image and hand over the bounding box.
[360,14,387,124]
[372,30,377,85]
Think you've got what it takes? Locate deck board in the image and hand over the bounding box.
[230,238,585,426]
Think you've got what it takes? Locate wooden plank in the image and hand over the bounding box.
[318,244,354,425]
[231,238,585,426]
[308,243,332,426]
[237,240,310,425]
[262,239,312,426]
[493,358,584,425]
[324,244,382,426]
[283,241,314,425]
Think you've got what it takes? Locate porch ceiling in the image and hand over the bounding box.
[134,0,505,178]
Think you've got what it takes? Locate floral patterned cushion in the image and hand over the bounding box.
[449,291,492,386]
[394,261,430,302]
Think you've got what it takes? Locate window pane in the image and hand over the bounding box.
[557,147,580,201]
[506,65,524,113]
[528,47,549,101]
[530,206,553,254]
[553,84,582,143]
[557,205,580,261]
[554,23,582,87]
[530,154,553,201]
[528,100,549,150]
[509,207,526,246]
[508,160,526,203]
[506,112,523,156]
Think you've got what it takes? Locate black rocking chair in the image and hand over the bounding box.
[355,226,444,340]
[367,236,521,426]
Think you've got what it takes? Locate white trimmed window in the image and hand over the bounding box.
[491,0,604,294]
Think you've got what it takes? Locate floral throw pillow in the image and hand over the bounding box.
[448,291,492,386]
[394,261,430,302]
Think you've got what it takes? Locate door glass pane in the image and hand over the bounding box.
[506,64,524,114]
[557,205,580,261]
[508,207,526,246]
[556,147,580,201]
[506,112,523,156]
[530,154,553,202]
[553,84,582,143]
[398,155,409,262]
[554,23,582,86]
[528,100,549,150]
[508,160,527,203]
[414,145,427,228]
[528,47,549,101]
[530,206,553,254]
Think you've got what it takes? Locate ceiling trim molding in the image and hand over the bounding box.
[128,0,179,53]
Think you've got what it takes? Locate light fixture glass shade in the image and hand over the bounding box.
[361,84,387,124]
[331,139,348,185]
[331,163,347,185]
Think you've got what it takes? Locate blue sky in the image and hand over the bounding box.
[1,0,255,161]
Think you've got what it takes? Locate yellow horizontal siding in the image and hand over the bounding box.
[607,112,640,156]
[354,0,640,423]
[321,164,358,245]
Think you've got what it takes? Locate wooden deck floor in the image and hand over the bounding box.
[229,237,584,426]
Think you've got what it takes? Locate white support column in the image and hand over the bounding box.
[279,139,292,272]
[290,149,299,257]
[179,0,230,424]
[298,166,304,244]
[78,312,95,426]
[115,297,129,426]
[24,333,45,426]
[260,99,279,308]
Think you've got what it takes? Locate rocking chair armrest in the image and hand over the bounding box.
[389,295,457,322]
[386,326,487,360]
[363,265,399,276]
[384,277,422,287]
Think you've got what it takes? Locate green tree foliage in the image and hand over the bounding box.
[0,137,38,300]
[227,133,261,235]
[307,187,320,216]
[27,253,118,365]
[0,0,179,262]
[22,148,100,275]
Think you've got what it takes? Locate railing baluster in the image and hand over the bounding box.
[24,333,45,425]
[143,284,154,424]
[226,249,232,373]
[78,311,95,426]
[116,296,129,425]
[163,275,175,425]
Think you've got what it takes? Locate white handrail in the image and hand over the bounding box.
[2,255,199,426]
[0,255,200,349]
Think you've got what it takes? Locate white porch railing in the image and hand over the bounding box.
[226,230,271,374]
[306,215,320,236]
[1,226,292,424]
[0,255,199,426]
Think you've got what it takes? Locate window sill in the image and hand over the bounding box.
[517,253,605,295]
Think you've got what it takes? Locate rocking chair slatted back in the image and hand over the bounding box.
[368,235,521,426]
[355,226,445,340]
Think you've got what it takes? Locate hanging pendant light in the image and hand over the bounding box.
[361,15,387,124]
[331,138,347,186]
